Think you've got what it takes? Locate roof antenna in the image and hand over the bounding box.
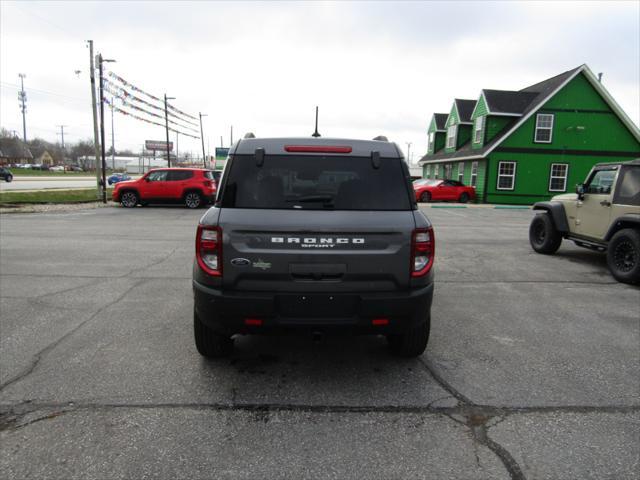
[311,106,321,137]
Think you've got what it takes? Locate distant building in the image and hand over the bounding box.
[0,137,33,165]
[419,64,640,204]
[30,147,55,166]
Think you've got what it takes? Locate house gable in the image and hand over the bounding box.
[500,71,640,152]
[470,93,488,120]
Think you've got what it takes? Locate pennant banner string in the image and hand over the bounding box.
[106,71,200,124]
[103,82,200,134]
[104,97,201,139]
[103,77,199,129]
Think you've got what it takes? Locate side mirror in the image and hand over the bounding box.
[576,183,585,200]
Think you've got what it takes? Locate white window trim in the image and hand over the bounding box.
[446,125,457,149]
[497,161,517,191]
[549,163,569,192]
[458,162,464,182]
[534,113,554,143]
[470,161,478,187]
[474,116,484,143]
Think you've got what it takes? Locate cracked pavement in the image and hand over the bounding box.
[1,206,638,479]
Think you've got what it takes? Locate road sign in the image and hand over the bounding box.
[145,140,173,151]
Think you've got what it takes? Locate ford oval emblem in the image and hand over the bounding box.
[230,258,250,267]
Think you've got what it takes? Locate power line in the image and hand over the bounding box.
[1,81,86,103]
[11,2,81,41]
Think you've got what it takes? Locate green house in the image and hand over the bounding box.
[419,65,640,204]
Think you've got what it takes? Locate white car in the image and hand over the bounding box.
[49,165,65,172]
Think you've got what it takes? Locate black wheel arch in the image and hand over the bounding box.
[604,216,640,241]
[532,201,569,234]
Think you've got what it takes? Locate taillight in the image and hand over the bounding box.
[411,227,435,277]
[196,225,222,276]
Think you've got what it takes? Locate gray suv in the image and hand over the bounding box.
[192,137,435,357]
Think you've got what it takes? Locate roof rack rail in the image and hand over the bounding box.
[372,135,388,141]
[244,132,256,139]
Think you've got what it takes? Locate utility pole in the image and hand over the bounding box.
[220,136,223,148]
[57,125,67,167]
[18,73,27,142]
[87,40,102,196]
[98,53,115,203]
[164,94,175,167]
[110,96,115,170]
[199,112,207,168]
[175,131,179,164]
[230,125,233,145]
[405,142,412,164]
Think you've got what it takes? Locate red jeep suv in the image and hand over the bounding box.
[112,168,217,209]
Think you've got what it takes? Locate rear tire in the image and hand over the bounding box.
[529,213,562,254]
[194,309,233,358]
[387,312,430,357]
[120,191,138,208]
[6,175,13,183]
[607,229,640,284]
[420,191,431,203]
[459,192,469,203]
[184,191,203,209]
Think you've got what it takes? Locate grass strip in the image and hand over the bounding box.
[0,188,109,204]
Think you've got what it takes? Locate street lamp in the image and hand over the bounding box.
[199,112,207,168]
[164,94,175,167]
[405,142,412,164]
[98,54,115,203]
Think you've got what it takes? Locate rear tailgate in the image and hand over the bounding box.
[220,209,415,293]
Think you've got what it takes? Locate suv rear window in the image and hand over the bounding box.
[220,154,412,210]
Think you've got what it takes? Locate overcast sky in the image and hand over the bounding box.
[1,0,638,164]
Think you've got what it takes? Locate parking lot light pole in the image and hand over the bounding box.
[405,142,412,164]
[98,54,115,204]
[164,94,175,167]
[199,113,207,168]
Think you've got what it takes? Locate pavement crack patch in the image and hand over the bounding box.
[419,356,474,406]
[121,246,180,277]
[0,279,148,393]
[419,357,527,479]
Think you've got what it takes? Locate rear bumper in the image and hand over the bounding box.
[193,280,434,335]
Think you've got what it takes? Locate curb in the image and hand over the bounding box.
[419,203,532,209]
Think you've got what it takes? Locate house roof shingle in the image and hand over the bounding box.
[454,99,477,123]
[483,90,539,115]
[0,137,33,160]
[433,113,448,131]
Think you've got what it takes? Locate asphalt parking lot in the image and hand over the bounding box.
[1,205,638,479]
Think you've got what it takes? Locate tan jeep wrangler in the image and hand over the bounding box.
[529,159,640,284]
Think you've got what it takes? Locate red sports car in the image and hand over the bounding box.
[413,179,476,203]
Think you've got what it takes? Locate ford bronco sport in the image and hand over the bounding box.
[529,159,640,284]
[192,137,435,357]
